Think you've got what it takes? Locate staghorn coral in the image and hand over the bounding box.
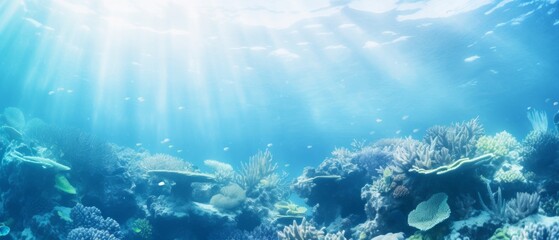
[478,178,506,221]
[424,118,484,160]
[391,138,424,173]
[324,230,348,240]
[278,218,324,240]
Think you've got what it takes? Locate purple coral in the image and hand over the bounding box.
[69,204,121,239]
[67,227,120,240]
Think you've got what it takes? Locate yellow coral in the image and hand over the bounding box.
[476,131,521,159]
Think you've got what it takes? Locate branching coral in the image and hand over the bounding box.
[278,218,324,240]
[424,118,484,160]
[476,131,522,160]
[517,222,559,240]
[274,201,307,216]
[235,149,278,193]
[204,159,235,183]
[69,204,121,239]
[139,153,194,171]
[505,192,540,223]
[478,178,506,221]
[351,146,394,178]
[494,163,526,183]
[391,138,424,173]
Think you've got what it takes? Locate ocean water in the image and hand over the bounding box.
[1,0,559,239]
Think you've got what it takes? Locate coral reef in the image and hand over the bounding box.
[514,222,559,240]
[2,107,559,240]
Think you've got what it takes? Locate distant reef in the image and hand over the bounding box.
[1,107,558,240]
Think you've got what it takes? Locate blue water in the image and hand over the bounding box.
[1,0,559,239]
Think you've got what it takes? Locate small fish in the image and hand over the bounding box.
[395,130,401,134]
[168,145,174,149]
[554,102,558,106]
[158,181,165,186]
[376,118,383,123]
[177,149,183,153]
[369,131,375,135]
[527,106,532,110]
[402,115,409,120]
[57,87,65,92]
[67,89,74,93]
[223,147,230,151]
[48,91,55,95]
[284,164,290,167]
[307,145,312,149]
[178,106,185,110]
[545,98,551,103]
[160,138,170,144]
[412,129,420,133]
[135,143,142,147]
[137,97,145,102]
[124,97,131,101]
[267,143,273,148]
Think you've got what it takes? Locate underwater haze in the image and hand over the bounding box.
[1,0,559,239]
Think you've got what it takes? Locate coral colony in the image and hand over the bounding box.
[1,107,559,239]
